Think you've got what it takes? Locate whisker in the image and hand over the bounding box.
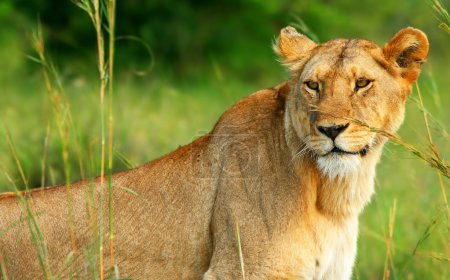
[292,136,318,162]
[295,146,310,158]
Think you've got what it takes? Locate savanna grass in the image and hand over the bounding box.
[1,0,120,278]
[433,0,450,34]
[72,0,118,278]
[1,1,449,279]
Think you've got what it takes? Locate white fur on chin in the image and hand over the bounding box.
[317,153,361,179]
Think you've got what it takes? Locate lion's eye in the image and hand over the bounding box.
[355,79,371,91]
[305,81,320,91]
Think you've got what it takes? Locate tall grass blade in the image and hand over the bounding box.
[107,0,117,272]
[432,0,450,34]
[382,199,397,280]
[412,217,440,256]
[3,123,28,188]
[40,123,51,188]
[3,173,52,279]
[114,150,137,169]
[415,82,450,222]
[0,254,9,280]
[115,36,154,76]
[30,19,79,260]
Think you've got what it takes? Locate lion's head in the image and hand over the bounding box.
[275,27,429,178]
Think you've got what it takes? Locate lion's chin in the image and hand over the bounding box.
[317,153,361,179]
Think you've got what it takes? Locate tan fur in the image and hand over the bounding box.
[0,27,428,279]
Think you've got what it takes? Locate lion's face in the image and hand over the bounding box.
[276,27,428,178]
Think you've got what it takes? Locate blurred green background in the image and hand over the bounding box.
[0,0,449,279]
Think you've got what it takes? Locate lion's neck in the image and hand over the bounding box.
[283,109,383,218]
[313,147,382,217]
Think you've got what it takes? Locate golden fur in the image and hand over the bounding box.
[0,27,428,279]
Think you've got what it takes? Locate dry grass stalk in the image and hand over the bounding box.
[72,0,118,277]
[2,145,52,279]
[415,82,450,227]
[107,0,117,271]
[383,199,397,280]
[30,21,79,261]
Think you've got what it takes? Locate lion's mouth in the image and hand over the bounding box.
[325,145,369,157]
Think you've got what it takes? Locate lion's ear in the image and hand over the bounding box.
[274,26,317,70]
[383,27,429,83]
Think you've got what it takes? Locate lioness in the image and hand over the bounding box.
[0,26,428,279]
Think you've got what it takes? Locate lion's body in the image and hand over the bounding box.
[0,27,428,279]
[0,131,216,279]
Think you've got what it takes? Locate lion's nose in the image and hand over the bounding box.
[317,123,349,140]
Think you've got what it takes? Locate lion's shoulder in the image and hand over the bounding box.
[212,82,289,135]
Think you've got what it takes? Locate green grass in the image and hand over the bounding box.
[1,52,450,279]
[0,1,449,279]
[1,62,448,280]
